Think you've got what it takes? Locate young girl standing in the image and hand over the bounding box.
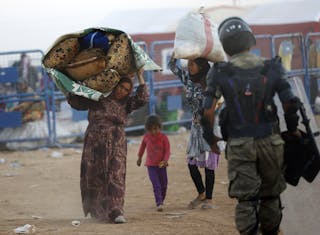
[137,115,171,211]
[168,54,221,209]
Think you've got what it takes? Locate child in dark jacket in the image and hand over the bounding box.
[137,114,170,212]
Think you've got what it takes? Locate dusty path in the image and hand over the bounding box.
[1,129,319,235]
[0,132,237,235]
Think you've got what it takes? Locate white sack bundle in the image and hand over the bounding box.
[173,10,226,62]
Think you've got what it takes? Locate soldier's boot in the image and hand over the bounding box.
[237,198,259,235]
[260,196,283,235]
[260,225,280,235]
[240,225,259,235]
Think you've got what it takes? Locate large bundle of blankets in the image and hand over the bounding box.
[42,27,161,101]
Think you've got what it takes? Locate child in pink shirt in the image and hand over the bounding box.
[137,114,170,211]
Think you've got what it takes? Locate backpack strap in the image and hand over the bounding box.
[260,56,283,109]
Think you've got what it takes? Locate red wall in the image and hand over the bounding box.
[131,32,174,47]
[251,22,320,36]
[131,21,320,50]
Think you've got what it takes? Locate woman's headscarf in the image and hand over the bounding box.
[114,76,133,104]
[189,58,210,82]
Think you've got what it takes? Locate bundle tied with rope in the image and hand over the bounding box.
[173,7,227,62]
[42,28,161,101]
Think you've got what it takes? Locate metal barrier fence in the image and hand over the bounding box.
[305,32,320,109]
[0,33,319,149]
[271,33,308,97]
[0,50,54,150]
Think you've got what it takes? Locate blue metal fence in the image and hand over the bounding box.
[0,50,54,149]
[271,33,309,100]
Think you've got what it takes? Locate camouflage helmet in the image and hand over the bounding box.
[218,17,256,56]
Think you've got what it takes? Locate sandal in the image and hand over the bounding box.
[201,200,215,209]
[188,194,206,209]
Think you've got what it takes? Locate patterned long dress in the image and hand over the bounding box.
[67,84,148,222]
[168,59,219,170]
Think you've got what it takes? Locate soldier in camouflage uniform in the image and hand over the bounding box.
[201,17,301,235]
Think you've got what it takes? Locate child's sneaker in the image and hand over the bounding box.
[114,215,126,223]
[157,204,163,212]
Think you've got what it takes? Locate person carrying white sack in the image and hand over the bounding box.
[168,53,224,209]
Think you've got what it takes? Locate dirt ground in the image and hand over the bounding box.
[0,131,238,235]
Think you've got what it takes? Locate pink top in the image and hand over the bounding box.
[137,132,170,166]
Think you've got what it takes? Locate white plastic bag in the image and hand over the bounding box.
[173,10,226,62]
[13,224,36,234]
